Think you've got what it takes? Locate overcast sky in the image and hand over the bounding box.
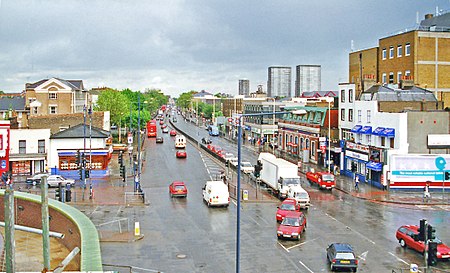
[0,0,449,97]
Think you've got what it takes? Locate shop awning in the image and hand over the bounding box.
[360,126,372,134]
[372,127,385,136]
[366,161,383,171]
[381,128,395,138]
[351,125,362,133]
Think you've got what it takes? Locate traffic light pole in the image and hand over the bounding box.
[424,221,428,271]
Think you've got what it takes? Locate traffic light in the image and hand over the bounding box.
[78,168,83,180]
[445,171,450,181]
[414,219,427,241]
[75,150,81,166]
[118,152,123,166]
[120,165,126,178]
[85,169,90,178]
[55,183,63,202]
[428,241,438,266]
[427,224,436,240]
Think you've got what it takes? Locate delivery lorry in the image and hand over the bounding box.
[258,153,305,199]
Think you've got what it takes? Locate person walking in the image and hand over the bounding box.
[354,175,360,191]
[423,183,431,202]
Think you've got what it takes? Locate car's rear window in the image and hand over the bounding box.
[336,252,355,260]
[175,185,185,191]
[280,204,295,211]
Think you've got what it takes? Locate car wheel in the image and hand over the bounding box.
[399,239,406,248]
[330,264,335,271]
[170,193,173,198]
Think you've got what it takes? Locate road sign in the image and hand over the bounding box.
[0,160,6,169]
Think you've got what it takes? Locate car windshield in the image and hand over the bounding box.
[283,178,300,186]
[297,192,308,199]
[241,162,252,167]
[281,217,300,227]
[322,174,335,181]
[280,203,295,211]
[335,252,355,260]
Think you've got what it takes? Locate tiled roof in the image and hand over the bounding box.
[26,78,85,91]
[0,97,26,111]
[50,124,109,139]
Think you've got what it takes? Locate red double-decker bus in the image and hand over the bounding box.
[147,120,157,137]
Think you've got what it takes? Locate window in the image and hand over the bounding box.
[38,140,45,153]
[390,138,395,148]
[341,109,345,121]
[49,93,57,100]
[382,73,387,83]
[367,110,371,123]
[389,46,394,59]
[382,48,386,60]
[397,45,402,57]
[405,70,411,76]
[357,110,362,123]
[348,89,353,103]
[49,106,57,114]
[397,72,402,83]
[366,134,371,145]
[405,43,410,56]
[311,141,315,157]
[389,72,394,84]
[340,89,345,102]
[381,137,386,147]
[33,107,38,115]
[19,140,26,154]
[348,109,353,122]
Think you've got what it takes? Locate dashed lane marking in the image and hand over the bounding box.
[298,260,314,273]
[388,251,409,266]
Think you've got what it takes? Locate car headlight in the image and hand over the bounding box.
[277,231,283,234]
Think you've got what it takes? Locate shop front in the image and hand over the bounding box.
[55,149,111,178]
[343,142,370,183]
[366,147,384,188]
[10,154,46,176]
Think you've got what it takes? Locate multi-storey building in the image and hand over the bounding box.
[295,65,321,97]
[349,12,450,107]
[267,66,291,98]
[243,98,284,143]
[339,83,448,190]
[238,79,250,96]
[25,78,88,116]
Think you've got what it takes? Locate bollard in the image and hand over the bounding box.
[410,264,418,273]
[134,222,140,236]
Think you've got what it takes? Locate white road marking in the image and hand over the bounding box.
[231,199,237,206]
[277,241,290,252]
[325,213,376,245]
[298,260,314,273]
[247,215,261,226]
[358,250,368,261]
[388,252,409,265]
[287,238,318,250]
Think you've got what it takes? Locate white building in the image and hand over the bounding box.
[295,65,321,97]
[267,66,291,98]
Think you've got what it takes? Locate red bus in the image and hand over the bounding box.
[147,120,157,137]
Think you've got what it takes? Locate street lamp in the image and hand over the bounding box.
[324,97,334,173]
[267,98,276,154]
[235,110,290,273]
[136,93,148,193]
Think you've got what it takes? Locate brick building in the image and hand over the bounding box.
[349,12,450,108]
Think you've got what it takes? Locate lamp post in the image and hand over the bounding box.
[235,110,291,273]
[267,98,276,154]
[136,93,148,193]
[324,97,334,173]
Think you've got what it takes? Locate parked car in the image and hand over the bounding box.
[156,137,164,143]
[276,211,307,241]
[223,153,236,162]
[176,150,187,158]
[229,158,239,167]
[276,198,300,222]
[162,127,169,133]
[240,161,255,174]
[201,137,212,144]
[26,173,49,186]
[396,225,450,259]
[169,130,177,136]
[326,243,358,272]
[169,181,187,198]
[159,120,164,125]
[161,124,167,129]
[46,175,75,188]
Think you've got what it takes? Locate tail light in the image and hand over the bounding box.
[210,198,212,203]
[332,259,336,264]
[355,260,358,265]
[216,196,219,199]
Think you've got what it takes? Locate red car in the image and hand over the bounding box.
[169,181,188,198]
[276,198,300,222]
[176,150,187,158]
[396,225,450,259]
[277,211,307,240]
[169,130,177,136]
[161,124,167,129]
[159,120,164,125]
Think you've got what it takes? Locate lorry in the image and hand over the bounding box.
[305,170,335,190]
[258,153,305,199]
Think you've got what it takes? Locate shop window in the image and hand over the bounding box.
[38,140,45,153]
[19,140,26,154]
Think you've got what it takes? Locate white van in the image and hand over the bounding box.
[175,135,186,149]
[202,180,230,207]
[287,186,311,209]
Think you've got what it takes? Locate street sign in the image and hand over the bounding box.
[0,160,6,169]
[128,132,133,144]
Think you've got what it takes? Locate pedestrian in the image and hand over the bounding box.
[354,175,359,191]
[423,183,431,202]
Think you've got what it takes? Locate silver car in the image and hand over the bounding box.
[46,175,75,188]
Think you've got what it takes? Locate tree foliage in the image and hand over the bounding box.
[94,89,129,126]
[176,91,196,109]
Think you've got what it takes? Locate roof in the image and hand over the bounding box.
[0,97,26,111]
[50,124,109,139]
[300,91,337,98]
[26,78,85,91]
[193,90,213,97]
[420,12,450,28]
[332,243,354,252]
[360,85,437,102]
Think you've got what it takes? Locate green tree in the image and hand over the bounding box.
[176,91,196,109]
[94,89,129,126]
